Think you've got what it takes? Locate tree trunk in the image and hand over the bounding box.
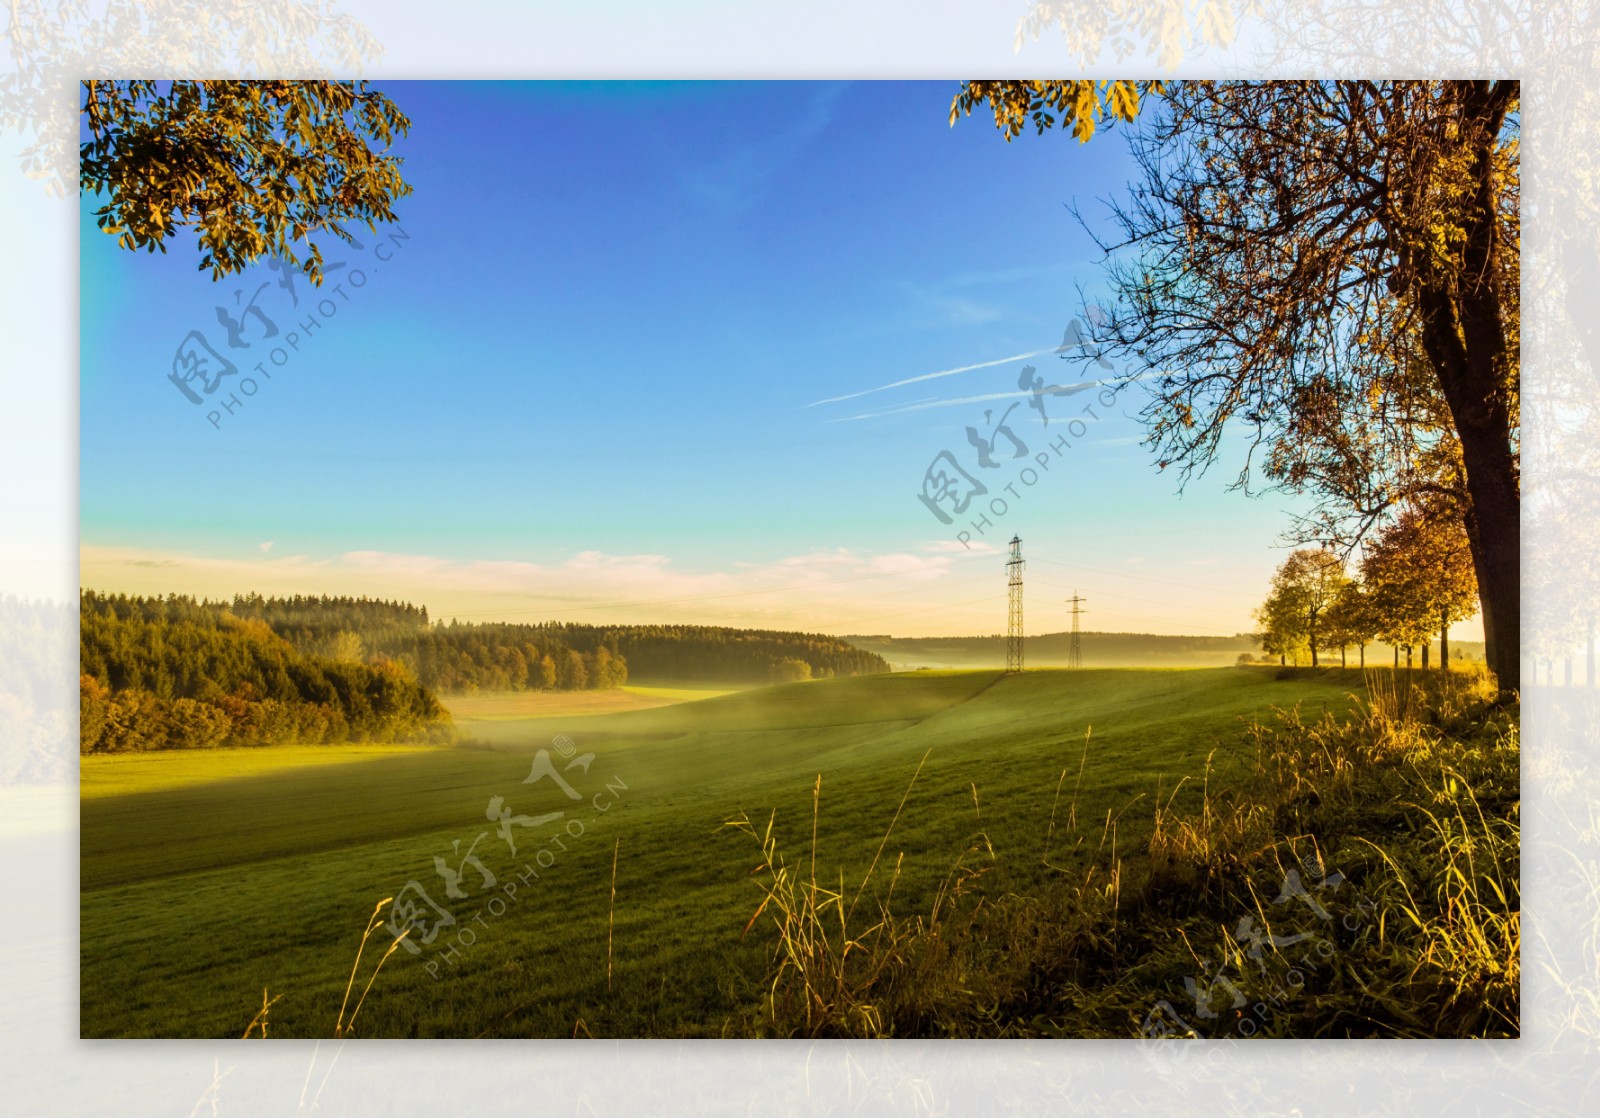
[1440,610,1450,672]
[1422,643,1430,670]
[1408,81,1520,696]
[1406,646,1413,669]
[1340,645,1346,668]
[1359,643,1365,669]
[1450,399,1520,693]
[1565,657,1573,687]
[1394,646,1399,669]
[1308,609,1319,667]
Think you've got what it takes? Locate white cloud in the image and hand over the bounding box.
[861,552,953,580]
[79,536,1275,638]
[922,539,999,556]
[79,540,1001,634]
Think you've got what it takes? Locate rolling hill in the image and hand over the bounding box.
[81,665,1367,1038]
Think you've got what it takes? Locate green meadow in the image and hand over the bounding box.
[80,667,1371,1038]
[443,682,750,727]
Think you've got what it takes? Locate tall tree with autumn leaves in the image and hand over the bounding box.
[954,80,1519,693]
[1255,548,1350,667]
[1361,502,1480,670]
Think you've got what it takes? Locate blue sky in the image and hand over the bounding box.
[80,80,1387,638]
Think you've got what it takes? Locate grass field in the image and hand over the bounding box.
[81,666,1373,1038]
[443,680,748,726]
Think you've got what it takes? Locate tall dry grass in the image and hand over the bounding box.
[722,757,930,1037]
[1142,665,1518,1036]
[729,666,1519,1038]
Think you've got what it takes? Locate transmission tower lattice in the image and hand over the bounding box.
[1006,536,1025,673]
[1065,592,1087,669]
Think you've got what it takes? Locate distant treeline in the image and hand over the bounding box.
[846,630,1264,669]
[847,630,1487,670]
[220,595,889,688]
[223,594,630,693]
[591,624,889,684]
[80,591,890,751]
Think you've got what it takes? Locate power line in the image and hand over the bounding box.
[1031,555,1257,598]
[1030,577,1253,621]
[825,591,1010,632]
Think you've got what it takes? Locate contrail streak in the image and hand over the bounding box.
[804,348,1059,407]
[828,381,1100,423]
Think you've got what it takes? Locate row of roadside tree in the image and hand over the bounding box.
[1256,498,1479,669]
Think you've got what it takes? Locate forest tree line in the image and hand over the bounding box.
[80,592,890,751]
[217,595,890,688]
[80,592,450,753]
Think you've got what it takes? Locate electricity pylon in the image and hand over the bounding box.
[1065,591,1086,669]
[1006,536,1024,673]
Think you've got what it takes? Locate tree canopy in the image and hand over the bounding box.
[1322,580,1380,667]
[1255,548,1349,667]
[1360,502,1480,665]
[949,80,1161,142]
[80,79,412,284]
